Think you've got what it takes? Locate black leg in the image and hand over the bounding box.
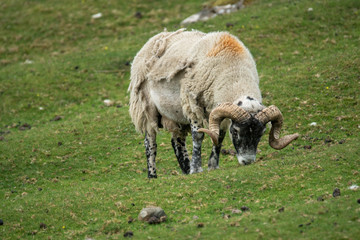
[171,131,190,174]
[208,129,226,170]
[190,122,204,174]
[144,131,157,178]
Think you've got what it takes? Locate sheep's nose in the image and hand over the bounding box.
[237,154,256,165]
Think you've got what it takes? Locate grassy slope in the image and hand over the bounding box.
[1,0,360,239]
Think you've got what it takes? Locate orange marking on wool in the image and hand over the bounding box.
[207,34,245,57]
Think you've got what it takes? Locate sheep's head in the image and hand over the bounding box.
[198,102,299,165]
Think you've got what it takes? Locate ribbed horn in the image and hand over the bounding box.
[198,103,251,145]
[255,105,299,150]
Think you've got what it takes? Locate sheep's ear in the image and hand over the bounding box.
[198,128,219,145]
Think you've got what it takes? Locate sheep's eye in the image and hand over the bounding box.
[231,127,239,135]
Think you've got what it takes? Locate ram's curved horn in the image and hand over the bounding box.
[255,105,299,150]
[198,103,251,145]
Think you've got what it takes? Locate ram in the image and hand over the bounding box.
[128,29,299,178]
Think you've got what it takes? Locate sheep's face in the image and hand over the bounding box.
[229,118,266,165]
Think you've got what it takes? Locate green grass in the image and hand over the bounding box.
[1,0,360,239]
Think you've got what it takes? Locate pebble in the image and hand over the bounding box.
[51,115,62,121]
[18,123,31,131]
[103,99,115,107]
[333,188,341,197]
[240,206,250,212]
[124,231,134,237]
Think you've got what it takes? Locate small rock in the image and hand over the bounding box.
[38,188,43,191]
[348,185,359,190]
[138,206,167,223]
[240,206,249,212]
[134,12,142,19]
[357,198,360,204]
[39,223,47,229]
[51,115,62,121]
[58,142,63,146]
[24,59,34,64]
[19,123,31,131]
[226,22,234,28]
[103,99,115,107]
[223,214,231,219]
[197,223,204,228]
[124,231,133,237]
[91,13,102,19]
[304,145,312,150]
[231,209,242,214]
[0,219,3,225]
[278,207,285,212]
[333,188,341,197]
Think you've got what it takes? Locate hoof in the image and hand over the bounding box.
[190,167,203,174]
[181,168,190,175]
[148,174,158,178]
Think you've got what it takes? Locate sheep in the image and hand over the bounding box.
[128,29,299,178]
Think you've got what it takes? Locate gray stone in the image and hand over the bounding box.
[181,0,244,25]
[138,206,167,223]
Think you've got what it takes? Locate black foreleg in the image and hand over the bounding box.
[208,129,226,170]
[190,122,204,174]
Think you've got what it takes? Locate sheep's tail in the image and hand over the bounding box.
[129,88,158,134]
[128,62,159,134]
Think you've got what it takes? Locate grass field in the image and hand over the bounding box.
[1,0,360,239]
